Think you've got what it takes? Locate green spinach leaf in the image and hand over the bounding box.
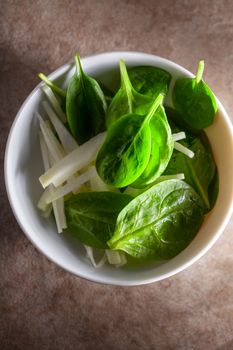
[108,180,204,259]
[172,60,218,129]
[128,65,171,98]
[66,55,107,144]
[132,105,173,188]
[96,94,163,188]
[164,114,217,211]
[65,192,133,249]
[208,169,219,210]
[106,59,153,128]
[164,106,197,133]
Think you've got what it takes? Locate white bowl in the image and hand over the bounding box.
[4,52,233,286]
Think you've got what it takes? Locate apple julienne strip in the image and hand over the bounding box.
[37,112,65,162]
[84,245,107,268]
[42,100,78,153]
[39,131,67,232]
[174,141,195,158]
[39,132,106,189]
[172,132,186,142]
[45,167,97,204]
[42,86,67,123]
[105,250,127,266]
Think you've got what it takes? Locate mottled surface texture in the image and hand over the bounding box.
[1,1,233,349]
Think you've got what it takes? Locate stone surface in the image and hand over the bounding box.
[1,1,233,349]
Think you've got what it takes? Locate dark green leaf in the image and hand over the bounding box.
[98,82,114,106]
[165,106,199,133]
[207,168,219,210]
[66,55,107,144]
[96,94,163,188]
[99,82,115,98]
[65,192,133,249]
[164,115,217,211]
[108,180,204,259]
[128,65,171,98]
[172,60,218,129]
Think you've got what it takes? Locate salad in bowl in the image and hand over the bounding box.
[5,52,233,285]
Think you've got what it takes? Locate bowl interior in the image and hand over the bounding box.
[5,52,233,285]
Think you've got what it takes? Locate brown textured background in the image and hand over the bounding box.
[1,1,233,349]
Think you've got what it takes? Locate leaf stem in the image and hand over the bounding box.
[38,73,66,98]
[119,59,133,113]
[195,60,205,84]
[75,54,84,76]
[142,93,163,127]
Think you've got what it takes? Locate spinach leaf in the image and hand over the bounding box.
[98,82,114,106]
[128,65,171,98]
[108,180,204,259]
[99,82,115,98]
[106,59,153,128]
[164,115,216,211]
[132,105,173,188]
[96,94,164,188]
[165,106,197,133]
[65,192,133,249]
[172,60,218,129]
[66,55,107,144]
[208,169,219,210]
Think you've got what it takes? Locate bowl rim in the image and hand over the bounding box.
[4,51,233,286]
